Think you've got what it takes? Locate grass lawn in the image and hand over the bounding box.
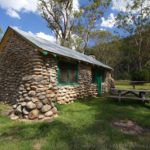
[115,80,150,90]
[0,98,150,150]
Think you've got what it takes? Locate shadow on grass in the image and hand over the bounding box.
[76,97,150,149]
[0,97,150,150]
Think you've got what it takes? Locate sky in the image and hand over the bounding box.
[0,0,133,42]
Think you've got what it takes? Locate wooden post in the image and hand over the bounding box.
[118,90,121,102]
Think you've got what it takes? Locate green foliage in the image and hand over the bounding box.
[73,0,111,52]
[131,69,150,81]
[117,27,150,80]
[91,30,116,44]
[144,60,150,71]
[116,0,150,35]
[38,0,111,50]
[86,31,121,72]
[116,0,150,71]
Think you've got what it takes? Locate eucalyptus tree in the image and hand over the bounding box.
[116,0,150,71]
[74,0,111,53]
[88,30,121,68]
[0,28,3,41]
[38,0,111,50]
[38,0,77,48]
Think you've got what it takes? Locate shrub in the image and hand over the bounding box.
[130,69,150,82]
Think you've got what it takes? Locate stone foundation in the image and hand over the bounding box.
[56,64,98,104]
[56,84,97,104]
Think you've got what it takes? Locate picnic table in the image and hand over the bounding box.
[109,88,150,102]
[130,81,147,89]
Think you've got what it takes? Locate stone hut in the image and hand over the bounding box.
[0,27,112,120]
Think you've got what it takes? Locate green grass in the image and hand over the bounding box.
[115,80,150,90]
[0,98,150,150]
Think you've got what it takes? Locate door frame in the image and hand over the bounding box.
[96,72,102,96]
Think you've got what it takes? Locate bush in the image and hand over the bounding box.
[144,61,150,71]
[130,69,150,82]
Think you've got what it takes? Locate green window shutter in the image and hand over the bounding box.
[57,61,79,85]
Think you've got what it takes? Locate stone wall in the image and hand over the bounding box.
[0,31,57,120]
[102,72,115,93]
[0,30,111,120]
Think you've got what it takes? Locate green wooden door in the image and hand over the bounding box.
[96,72,102,96]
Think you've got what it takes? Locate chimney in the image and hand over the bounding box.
[89,55,96,59]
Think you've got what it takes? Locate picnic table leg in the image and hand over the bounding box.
[139,92,146,102]
[118,91,121,102]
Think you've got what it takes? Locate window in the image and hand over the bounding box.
[58,61,78,84]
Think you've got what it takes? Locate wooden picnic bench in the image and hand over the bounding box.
[109,88,150,102]
[130,81,148,89]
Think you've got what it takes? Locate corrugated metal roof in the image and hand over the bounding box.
[10,26,112,70]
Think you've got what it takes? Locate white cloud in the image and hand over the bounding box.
[99,28,106,31]
[0,0,79,19]
[73,0,80,12]
[101,13,116,28]
[112,0,130,12]
[27,31,56,43]
[0,0,37,12]
[112,0,150,13]
[36,32,56,43]
[12,26,56,43]
[6,9,21,19]
[0,0,37,19]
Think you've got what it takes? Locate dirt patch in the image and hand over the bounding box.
[33,143,42,150]
[0,102,12,116]
[33,140,46,150]
[112,119,149,135]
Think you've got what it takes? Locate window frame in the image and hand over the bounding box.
[57,61,79,85]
